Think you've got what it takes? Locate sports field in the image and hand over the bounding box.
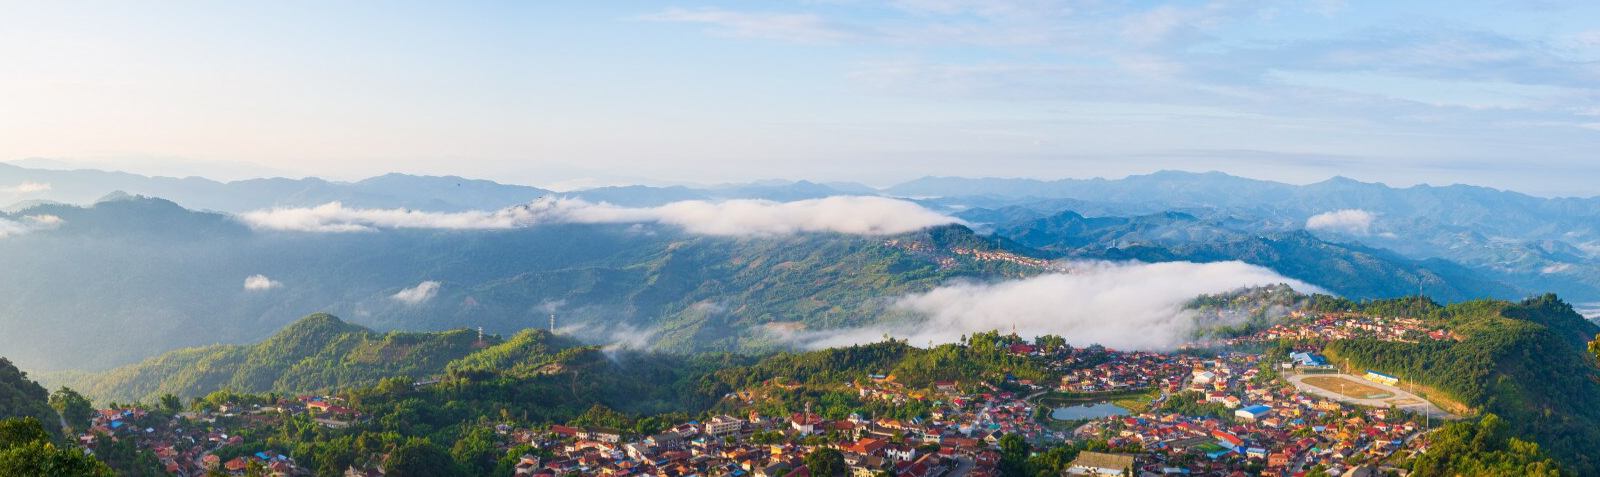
[1301,376,1394,399]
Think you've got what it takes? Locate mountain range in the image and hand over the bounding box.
[4,164,1600,373]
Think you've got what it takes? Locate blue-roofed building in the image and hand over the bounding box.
[1289,352,1326,366]
[1234,405,1272,421]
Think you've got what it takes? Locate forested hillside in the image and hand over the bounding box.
[44,314,522,404]
[1319,295,1600,475]
[0,358,59,439]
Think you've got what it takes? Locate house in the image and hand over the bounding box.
[513,454,542,475]
[883,445,916,462]
[581,427,623,443]
[647,431,686,450]
[1268,453,1291,467]
[1065,452,1136,476]
[706,415,744,437]
[843,438,887,455]
[551,425,581,438]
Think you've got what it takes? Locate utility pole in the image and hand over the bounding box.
[550,313,557,334]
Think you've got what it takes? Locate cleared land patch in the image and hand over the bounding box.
[1302,376,1394,399]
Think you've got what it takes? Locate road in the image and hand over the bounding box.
[945,456,974,477]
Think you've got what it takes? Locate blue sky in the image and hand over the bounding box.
[2,1,1599,195]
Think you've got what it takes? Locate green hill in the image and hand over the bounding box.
[44,314,526,404]
[0,358,58,439]
[1320,295,1600,475]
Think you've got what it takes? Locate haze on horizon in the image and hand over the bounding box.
[4,1,1600,196]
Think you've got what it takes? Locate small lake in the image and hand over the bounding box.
[1051,402,1130,421]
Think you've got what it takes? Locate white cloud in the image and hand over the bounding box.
[0,214,63,238]
[1540,263,1574,274]
[391,281,441,305]
[239,196,960,237]
[801,260,1326,350]
[243,274,282,291]
[1305,209,1375,235]
[1,182,52,194]
[637,8,862,44]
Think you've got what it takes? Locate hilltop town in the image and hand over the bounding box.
[61,303,1498,477]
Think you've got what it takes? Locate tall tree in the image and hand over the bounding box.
[160,393,183,413]
[49,387,92,431]
[804,448,847,477]
[385,438,465,477]
[998,433,1031,477]
[0,417,114,477]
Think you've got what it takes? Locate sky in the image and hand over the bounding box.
[2,1,1599,195]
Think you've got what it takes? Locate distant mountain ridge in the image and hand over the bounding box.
[986,209,1520,302]
[0,163,874,213]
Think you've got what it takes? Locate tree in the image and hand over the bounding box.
[450,427,500,476]
[804,448,847,477]
[0,417,114,477]
[998,433,1030,477]
[160,393,183,413]
[49,387,93,431]
[385,438,465,477]
[0,418,52,449]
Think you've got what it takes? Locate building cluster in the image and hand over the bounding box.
[73,395,366,476]
[1071,352,1428,477]
[492,413,973,477]
[1048,348,1209,395]
[880,239,1051,270]
[1221,313,1445,346]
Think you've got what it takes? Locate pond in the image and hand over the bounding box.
[1051,402,1130,421]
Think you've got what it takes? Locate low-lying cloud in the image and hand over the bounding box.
[238,196,959,236]
[1,182,51,194]
[0,214,63,238]
[801,260,1327,351]
[1306,209,1375,235]
[1577,303,1600,320]
[391,281,441,305]
[243,274,282,291]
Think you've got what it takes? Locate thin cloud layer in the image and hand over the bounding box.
[1306,209,1375,235]
[243,274,282,291]
[0,214,63,239]
[392,281,441,305]
[239,196,960,236]
[802,260,1327,350]
[1,182,52,194]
